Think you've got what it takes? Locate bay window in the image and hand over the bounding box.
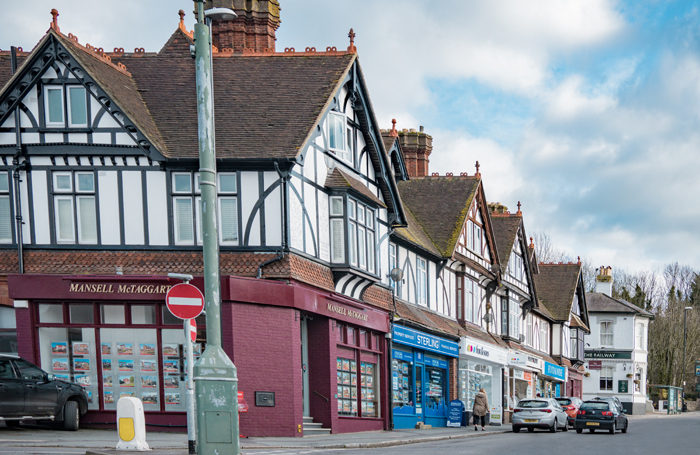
[53,171,97,244]
[570,328,578,358]
[331,196,377,274]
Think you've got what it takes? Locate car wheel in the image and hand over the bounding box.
[576,428,583,434]
[528,427,535,433]
[63,401,79,431]
[549,419,557,433]
[4,421,20,428]
[609,421,616,435]
[513,426,521,433]
[562,421,568,432]
[621,422,628,434]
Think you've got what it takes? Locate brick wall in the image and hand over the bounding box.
[15,306,34,362]
[449,357,458,404]
[397,129,432,178]
[228,303,303,437]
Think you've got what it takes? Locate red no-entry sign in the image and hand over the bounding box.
[166,283,205,320]
[189,319,197,343]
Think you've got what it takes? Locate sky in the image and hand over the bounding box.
[2,1,700,273]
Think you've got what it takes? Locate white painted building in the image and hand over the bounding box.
[583,267,653,414]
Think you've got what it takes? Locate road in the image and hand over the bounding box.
[0,413,697,455]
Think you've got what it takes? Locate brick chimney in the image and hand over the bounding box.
[595,266,613,296]
[206,0,281,53]
[397,126,432,178]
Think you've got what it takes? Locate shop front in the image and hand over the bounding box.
[391,325,459,429]
[506,351,543,420]
[567,367,583,398]
[458,338,507,425]
[539,361,567,398]
[9,274,205,427]
[9,273,391,437]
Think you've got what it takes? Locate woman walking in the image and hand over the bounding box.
[472,388,489,431]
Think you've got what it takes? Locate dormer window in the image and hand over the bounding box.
[44,85,88,128]
[466,219,482,255]
[328,112,353,164]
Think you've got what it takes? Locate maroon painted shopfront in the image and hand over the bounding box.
[567,368,583,398]
[8,274,390,436]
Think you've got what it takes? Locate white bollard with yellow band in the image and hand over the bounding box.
[116,397,150,451]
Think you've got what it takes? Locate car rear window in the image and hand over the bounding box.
[518,400,549,408]
[555,398,572,406]
[581,402,609,410]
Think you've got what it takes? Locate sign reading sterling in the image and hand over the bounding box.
[392,325,459,358]
[69,283,173,295]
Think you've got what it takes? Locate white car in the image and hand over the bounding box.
[512,398,569,433]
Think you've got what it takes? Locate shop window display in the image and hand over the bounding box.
[458,360,492,412]
[38,327,99,410]
[360,362,377,417]
[392,355,413,410]
[337,357,358,416]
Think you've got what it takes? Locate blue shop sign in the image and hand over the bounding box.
[544,361,566,381]
[425,357,449,369]
[392,325,459,358]
[393,349,413,362]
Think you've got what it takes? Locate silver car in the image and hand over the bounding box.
[512,398,569,433]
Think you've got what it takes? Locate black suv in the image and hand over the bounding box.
[0,354,88,430]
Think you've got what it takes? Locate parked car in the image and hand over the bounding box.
[512,398,569,433]
[0,354,88,430]
[555,396,583,426]
[574,400,628,434]
[593,396,624,413]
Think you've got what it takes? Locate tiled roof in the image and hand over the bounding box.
[325,167,385,207]
[393,203,442,257]
[112,49,355,160]
[533,263,581,321]
[491,215,521,272]
[51,32,168,154]
[569,312,590,332]
[396,176,480,257]
[585,292,654,317]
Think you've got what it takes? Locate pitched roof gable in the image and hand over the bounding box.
[534,263,582,321]
[397,176,480,257]
[491,215,522,272]
[585,292,654,317]
[393,204,442,258]
[0,30,166,158]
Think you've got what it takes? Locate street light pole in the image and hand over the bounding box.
[192,1,240,454]
[682,306,692,411]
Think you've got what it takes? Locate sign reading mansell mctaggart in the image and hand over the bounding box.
[69,283,173,295]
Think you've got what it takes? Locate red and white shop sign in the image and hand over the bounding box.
[166,284,205,320]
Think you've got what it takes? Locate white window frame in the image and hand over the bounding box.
[53,171,73,193]
[570,328,578,358]
[416,257,427,305]
[541,322,549,353]
[526,313,533,346]
[75,195,97,244]
[465,278,474,322]
[173,197,194,245]
[0,172,12,244]
[600,321,614,347]
[600,366,613,391]
[67,86,88,127]
[54,195,76,243]
[635,322,644,350]
[330,197,345,264]
[172,172,193,194]
[217,173,238,245]
[44,85,65,127]
[328,112,352,164]
[509,298,520,338]
[218,197,238,245]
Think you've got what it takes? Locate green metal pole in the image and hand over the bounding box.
[193,1,239,453]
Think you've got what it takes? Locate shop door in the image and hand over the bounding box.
[300,317,310,417]
[415,365,423,416]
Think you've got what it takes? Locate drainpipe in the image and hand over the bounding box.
[10,46,25,274]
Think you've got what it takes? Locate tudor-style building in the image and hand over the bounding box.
[0,5,413,436]
[533,261,590,398]
[583,267,652,414]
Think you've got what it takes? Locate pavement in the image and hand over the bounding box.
[0,412,688,455]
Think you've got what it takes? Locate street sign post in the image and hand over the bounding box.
[184,318,196,454]
[189,318,197,343]
[166,284,205,320]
